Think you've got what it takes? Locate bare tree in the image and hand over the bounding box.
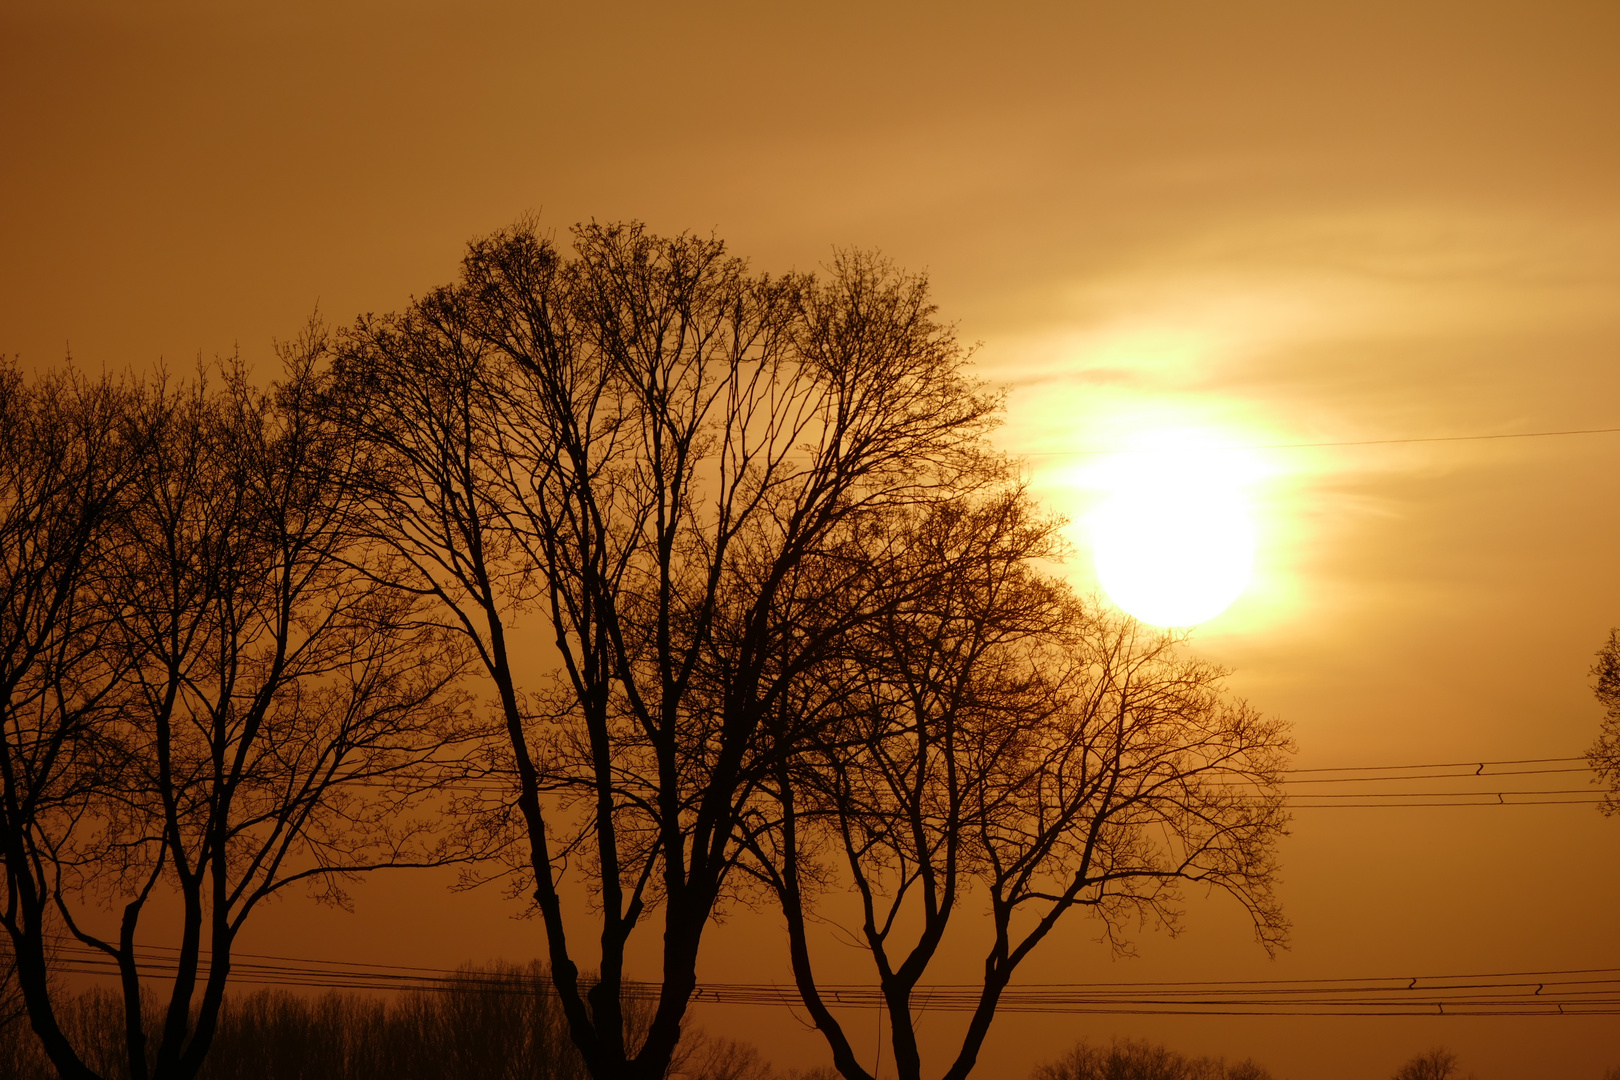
[0,358,474,1080]
[0,360,144,1076]
[749,488,1292,1080]
[323,220,1002,1080]
[1032,1037,1275,1080]
[1390,1048,1468,1080]
[1588,630,1620,815]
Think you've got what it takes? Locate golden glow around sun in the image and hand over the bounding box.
[1089,448,1257,627]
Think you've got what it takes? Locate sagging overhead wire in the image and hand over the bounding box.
[432,756,1607,808]
[1274,755,1605,808]
[1028,425,1620,458]
[44,944,1620,1016]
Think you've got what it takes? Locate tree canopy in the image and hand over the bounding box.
[3,221,1293,1080]
[1589,630,1620,816]
[0,361,474,1080]
[322,221,1007,1080]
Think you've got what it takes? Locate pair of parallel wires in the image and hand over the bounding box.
[40,751,1614,1017]
[420,755,1607,808]
[1268,755,1604,808]
[42,943,1619,1017]
[1026,423,1620,457]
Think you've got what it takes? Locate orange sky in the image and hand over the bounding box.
[4,3,1619,1078]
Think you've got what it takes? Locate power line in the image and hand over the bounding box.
[454,757,1593,784]
[425,756,1612,809]
[1024,426,1620,458]
[46,946,1620,1016]
[1279,766,1592,784]
[1288,788,1598,799]
[1284,756,1585,774]
[1262,755,1608,808]
[56,947,1620,996]
[1289,798,1606,808]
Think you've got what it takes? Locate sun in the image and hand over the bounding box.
[1089,450,1256,627]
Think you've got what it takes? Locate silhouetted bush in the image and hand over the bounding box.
[1390,1047,1474,1080]
[1032,1038,1275,1080]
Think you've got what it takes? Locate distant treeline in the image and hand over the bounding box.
[0,956,1282,1080]
[14,965,1595,1080]
[0,961,817,1080]
[1030,1041,1272,1080]
[1,977,1283,1080]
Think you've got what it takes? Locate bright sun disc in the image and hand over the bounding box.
[1090,454,1255,627]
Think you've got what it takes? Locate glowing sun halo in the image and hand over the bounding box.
[1089,452,1256,627]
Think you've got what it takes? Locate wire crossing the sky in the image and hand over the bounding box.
[1274,755,1606,808]
[1024,424,1620,458]
[429,756,1607,809]
[47,945,1620,1017]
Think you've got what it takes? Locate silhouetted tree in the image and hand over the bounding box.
[1032,1038,1275,1080]
[1588,629,1620,815]
[749,488,1291,1080]
[0,359,474,1080]
[323,220,1002,1080]
[0,361,145,1075]
[1390,1048,1468,1080]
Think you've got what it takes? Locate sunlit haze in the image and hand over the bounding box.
[3,3,1618,1079]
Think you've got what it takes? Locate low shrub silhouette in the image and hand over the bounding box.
[1032,1038,1274,1080]
[1389,1047,1474,1080]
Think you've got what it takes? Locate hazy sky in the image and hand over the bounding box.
[4,3,1619,1078]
